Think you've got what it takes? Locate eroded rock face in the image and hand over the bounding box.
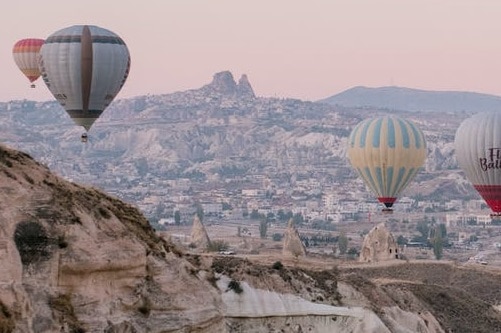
[2,144,500,333]
[0,145,223,332]
[282,219,306,258]
[190,215,211,250]
[359,223,399,263]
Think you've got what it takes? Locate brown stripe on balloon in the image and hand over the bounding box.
[81,25,93,113]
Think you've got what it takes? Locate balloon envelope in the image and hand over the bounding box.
[39,25,130,131]
[455,112,501,214]
[13,38,44,84]
[347,115,427,210]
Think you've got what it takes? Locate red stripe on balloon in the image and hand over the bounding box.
[474,185,501,213]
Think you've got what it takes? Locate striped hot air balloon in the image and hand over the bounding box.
[12,38,45,88]
[347,115,427,212]
[455,112,501,217]
[38,25,130,141]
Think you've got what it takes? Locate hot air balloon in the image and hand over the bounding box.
[38,25,130,142]
[12,38,45,88]
[455,112,501,217]
[347,115,427,212]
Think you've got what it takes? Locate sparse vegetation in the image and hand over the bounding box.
[97,206,112,219]
[207,240,229,252]
[259,219,268,239]
[227,279,243,294]
[14,221,51,265]
[272,261,283,270]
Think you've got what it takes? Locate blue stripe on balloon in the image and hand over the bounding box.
[386,166,394,196]
[387,117,396,148]
[408,121,423,149]
[393,167,406,195]
[349,122,362,147]
[398,167,416,193]
[363,167,378,195]
[359,119,372,148]
[397,118,410,148]
[372,118,383,148]
[375,166,384,195]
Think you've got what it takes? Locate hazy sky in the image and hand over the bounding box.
[2,0,501,102]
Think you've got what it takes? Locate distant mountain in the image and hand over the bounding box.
[319,86,501,113]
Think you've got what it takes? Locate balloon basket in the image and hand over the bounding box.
[81,133,88,143]
[381,208,393,214]
[490,213,501,220]
[30,84,35,88]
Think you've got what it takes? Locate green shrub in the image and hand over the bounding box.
[272,261,284,270]
[227,279,243,294]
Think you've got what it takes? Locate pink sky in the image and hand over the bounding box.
[2,0,501,102]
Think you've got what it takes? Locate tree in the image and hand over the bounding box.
[259,219,268,239]
[277,209,286,221]
[272,233,283,241]
[250,209,260,220]
[174,210,181,225]
[292,212,304,226]
[416,220,430,243]
[338,232,348,255]
[222,202,232,211]
[432,226,444,260]
[397,235,408,245]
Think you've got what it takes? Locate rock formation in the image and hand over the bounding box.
[359,222,400,262]
[282,219,307,258]
[237,74,256,98]
[1,143,500,332]
[0,144,224,332]
[190,214,211,250]
[202,71,255,98]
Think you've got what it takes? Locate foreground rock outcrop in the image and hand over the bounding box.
[1,144,501,333]
[0,145,224,332]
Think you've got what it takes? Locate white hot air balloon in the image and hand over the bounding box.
[455,112,501,217]
[39,25,130,142]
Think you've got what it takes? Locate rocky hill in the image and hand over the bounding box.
[0,71,477,221]
[319,86,501,113]
[1,143,501,332]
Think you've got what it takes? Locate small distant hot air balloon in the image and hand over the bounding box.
[455,112,501,217]
[347,115,427,212]
[38,25,130,142]
[12,38,44,88]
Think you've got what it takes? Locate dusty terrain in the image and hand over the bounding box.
[2,143,501,332]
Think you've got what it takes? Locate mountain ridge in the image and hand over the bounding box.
[319,85,501,113]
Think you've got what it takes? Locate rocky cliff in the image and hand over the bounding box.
[1,143,501,333]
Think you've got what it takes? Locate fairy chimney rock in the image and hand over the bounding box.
[282,219,307,258]
[359,222,399,262]
[191,215,211,249]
